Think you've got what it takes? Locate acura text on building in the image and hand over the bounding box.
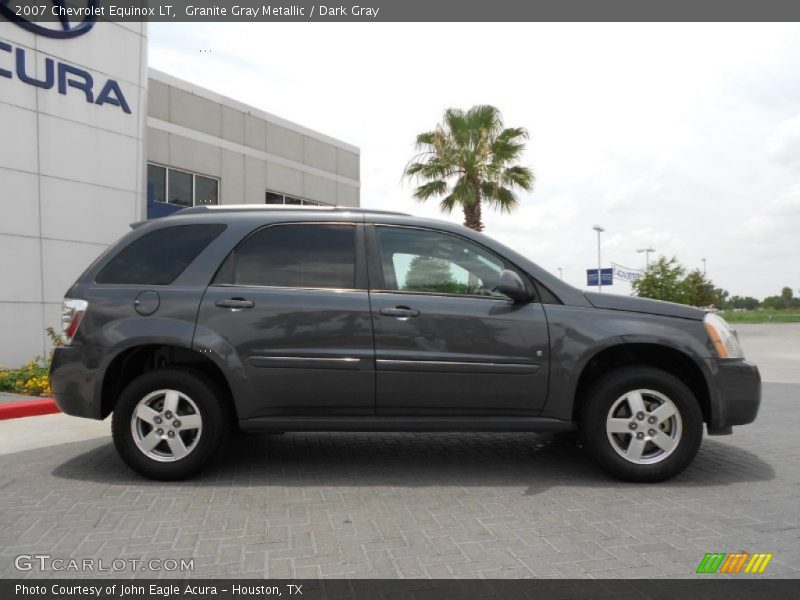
[0,40,132,113]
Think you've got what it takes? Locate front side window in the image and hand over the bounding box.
[96,224,226,285]
[221,224,356,289]
[376,226,522,298]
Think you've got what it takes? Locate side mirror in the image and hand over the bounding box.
[494,270,533,303]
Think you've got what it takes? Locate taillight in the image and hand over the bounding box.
[61,299,88,345]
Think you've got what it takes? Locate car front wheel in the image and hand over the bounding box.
[111,368,231,480]
[580,366,703,482]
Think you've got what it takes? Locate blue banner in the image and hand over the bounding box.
[587,268,613,286]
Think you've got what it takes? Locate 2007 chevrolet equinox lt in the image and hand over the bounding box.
[50,206,760,481]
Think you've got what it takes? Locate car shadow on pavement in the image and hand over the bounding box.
[49,431,775,492]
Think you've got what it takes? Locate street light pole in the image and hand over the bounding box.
[701,258,707,275]
[558,267,563,280]
[637,247,655,269]
[593,225,604,293]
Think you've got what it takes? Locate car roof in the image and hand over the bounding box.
[177,205,410,217]
[125,205,592,308]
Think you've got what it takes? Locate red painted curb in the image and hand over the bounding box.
[0,398,60,420]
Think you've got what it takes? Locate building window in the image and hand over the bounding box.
[147,163,219,207]
[169,169,193,207]
[195,175,219,206]
[147,164,166,203]
[265,190,326,206]
[265,191,284,204]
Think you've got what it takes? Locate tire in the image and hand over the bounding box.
[579,366,703,482]
[111,368,232,480]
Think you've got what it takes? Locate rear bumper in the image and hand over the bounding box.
[49,345,102,420]
[706,358,761,430]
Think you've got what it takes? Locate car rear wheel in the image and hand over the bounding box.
[580,366,703,482]
[111,368,231,480]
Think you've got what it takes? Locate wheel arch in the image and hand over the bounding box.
[98,344,237,420]
[571,343,712,424]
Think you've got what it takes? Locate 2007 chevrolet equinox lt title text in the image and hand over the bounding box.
[49,206,761,482]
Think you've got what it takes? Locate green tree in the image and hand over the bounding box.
[762,296,783,310]
[680,269,716,307]
[780,286,794,309]
[713,288,730,310]
[729,295,760,311]
[404,105,535,232]
[631,256,686,303]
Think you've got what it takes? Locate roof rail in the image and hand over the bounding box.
[177,205,409,217]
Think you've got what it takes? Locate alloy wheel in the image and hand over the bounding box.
[130,389,203,462]
[605,389,683,465]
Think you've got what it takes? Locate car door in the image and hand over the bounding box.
[195,222,375,419]
[367,224,549,417]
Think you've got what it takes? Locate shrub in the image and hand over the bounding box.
[0,328,63,397]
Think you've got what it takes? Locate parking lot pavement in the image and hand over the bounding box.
[736,324,800,384]
[0,378,797,580]
[1,323,797,580]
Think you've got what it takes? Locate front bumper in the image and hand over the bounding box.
[49,345,103,419]
[706,358,761,431]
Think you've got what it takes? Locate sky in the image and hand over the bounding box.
[149,23,800,299]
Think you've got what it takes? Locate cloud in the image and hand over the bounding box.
[149,23,800,297]
[484,195,578,235]
[603,227,686,253]
[729,184,800,243]
[605,174,665,212]
[769,114,800,172]
[770,183,800,216]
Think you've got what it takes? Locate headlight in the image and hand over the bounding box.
[704,312,744,359]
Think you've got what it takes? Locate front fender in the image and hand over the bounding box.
[540,305,716,421]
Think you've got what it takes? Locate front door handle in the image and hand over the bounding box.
[215,298,254,309]
[380,306,420,318]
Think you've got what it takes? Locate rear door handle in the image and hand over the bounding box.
[380,306,420,318]
[215,298,254,309]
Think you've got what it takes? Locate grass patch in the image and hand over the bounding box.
[721,309,800,324]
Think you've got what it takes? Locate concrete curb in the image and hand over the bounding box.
[0,398,60,420]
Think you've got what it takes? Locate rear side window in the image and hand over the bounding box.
[217,224,356,289]
[96,224,226,285]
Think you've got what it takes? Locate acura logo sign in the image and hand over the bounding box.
[0,0,98,39]
[1,0,131,115]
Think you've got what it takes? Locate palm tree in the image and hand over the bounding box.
[403,105,534,232]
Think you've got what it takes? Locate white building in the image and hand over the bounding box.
[0,19,360,367]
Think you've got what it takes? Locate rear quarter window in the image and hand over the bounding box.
[95,224,226,285]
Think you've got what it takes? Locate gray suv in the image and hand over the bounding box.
[50,206,760,482]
